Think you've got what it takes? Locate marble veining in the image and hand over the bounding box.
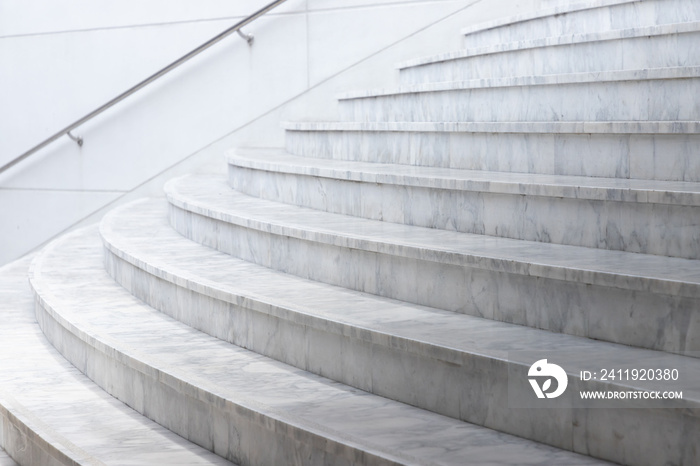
[0,449,17,466]
[28,226,610,466]
[282,122,700,182]
[165,175,700,298]
[101,198,700,390]
[461,0,700,49]
[228,148,700,206]
[227,150,700,259]
[399,21,700,70]
[0,257,232,465]
[399,25,700,84]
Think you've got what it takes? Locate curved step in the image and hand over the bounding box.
[0,256,232,466]
[399,21,700,84]
[227,148,700,259]
[460,0,696,48]
[29,226,610,466]
[338,66,700,122]
[165,174,700,355]
[101,198,700,466]
[283,121,700,182]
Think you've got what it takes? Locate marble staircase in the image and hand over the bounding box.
[2,0,699,465]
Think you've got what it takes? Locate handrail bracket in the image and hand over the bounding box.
[67,131,83,147]
[237,29,254,45]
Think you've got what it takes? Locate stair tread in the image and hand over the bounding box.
[400,20,700,71]
[30,226,609,466]
[459,0,636,37]
[283,120,700,134]
[166,174,700,298]
[338,65,700,100]
[229,148,700,205]
[103,199,700,400]
[0,257,233,466]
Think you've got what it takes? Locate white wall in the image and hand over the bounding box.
[0,0,565,265]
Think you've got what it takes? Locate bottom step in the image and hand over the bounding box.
[0,256,232,466]
[0,449,17,466]
[29,224,609,465]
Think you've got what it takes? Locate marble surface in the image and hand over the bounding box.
[400,20,700,70]
[461,0,699,49]
[165,174,700,355]
[0,257,233,465]
[29,226,610,466]
[229,148,700,205]
[283,123,700,181]
[338,66,700,123]
[98,198,700,465]
[399,22,700,84]
[228,149,700,259]
[0,449,17,466]
[167,174,700,298]
[459,0,637,37]
[283,120,700,134]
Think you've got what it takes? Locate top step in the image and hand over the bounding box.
[398,21,700,84]
[461,0,700,48]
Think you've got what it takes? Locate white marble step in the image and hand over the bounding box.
[165,174,700,356]
[0,449,17,466]
[0,257,233,466]
[461,0,697,49]
[338,66,700,123]
[227,148,700,259]
[399,21,700,84]
[29,226,610,466]
[283,121,700,182]
[100,198,700,466]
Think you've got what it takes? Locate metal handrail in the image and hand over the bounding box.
[0,0,288,175]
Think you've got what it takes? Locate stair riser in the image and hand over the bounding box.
[0,410,71,466]
[228,166,700,259]
[339,77,700,123]
[33,291,396,466]
[103,247,700,466]
[464,0,699,48]
[285,130,700,182]
[168,204,700,356]
[402,30,700,84]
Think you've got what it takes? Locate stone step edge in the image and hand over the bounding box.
[227,149,700,206]
[32,229,610,466]
[398,20,700,71]
[101,199,700,398]
[0,390,92,466]
[281,120,700,135]
[337,65,700,100]
[459,0,637,37]
[165,175,700,299]
[28,233,420,466]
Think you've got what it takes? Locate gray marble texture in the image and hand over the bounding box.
[97,198,700,466]
[0,257,233,465]
[28,226,611,466]
[338,66,700,123]
[283,121,700,181]
[461,0,699,49]
[227,149,700,259]
[0,449,17,466]
[399,22,700,84]
[165,175,700,355]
